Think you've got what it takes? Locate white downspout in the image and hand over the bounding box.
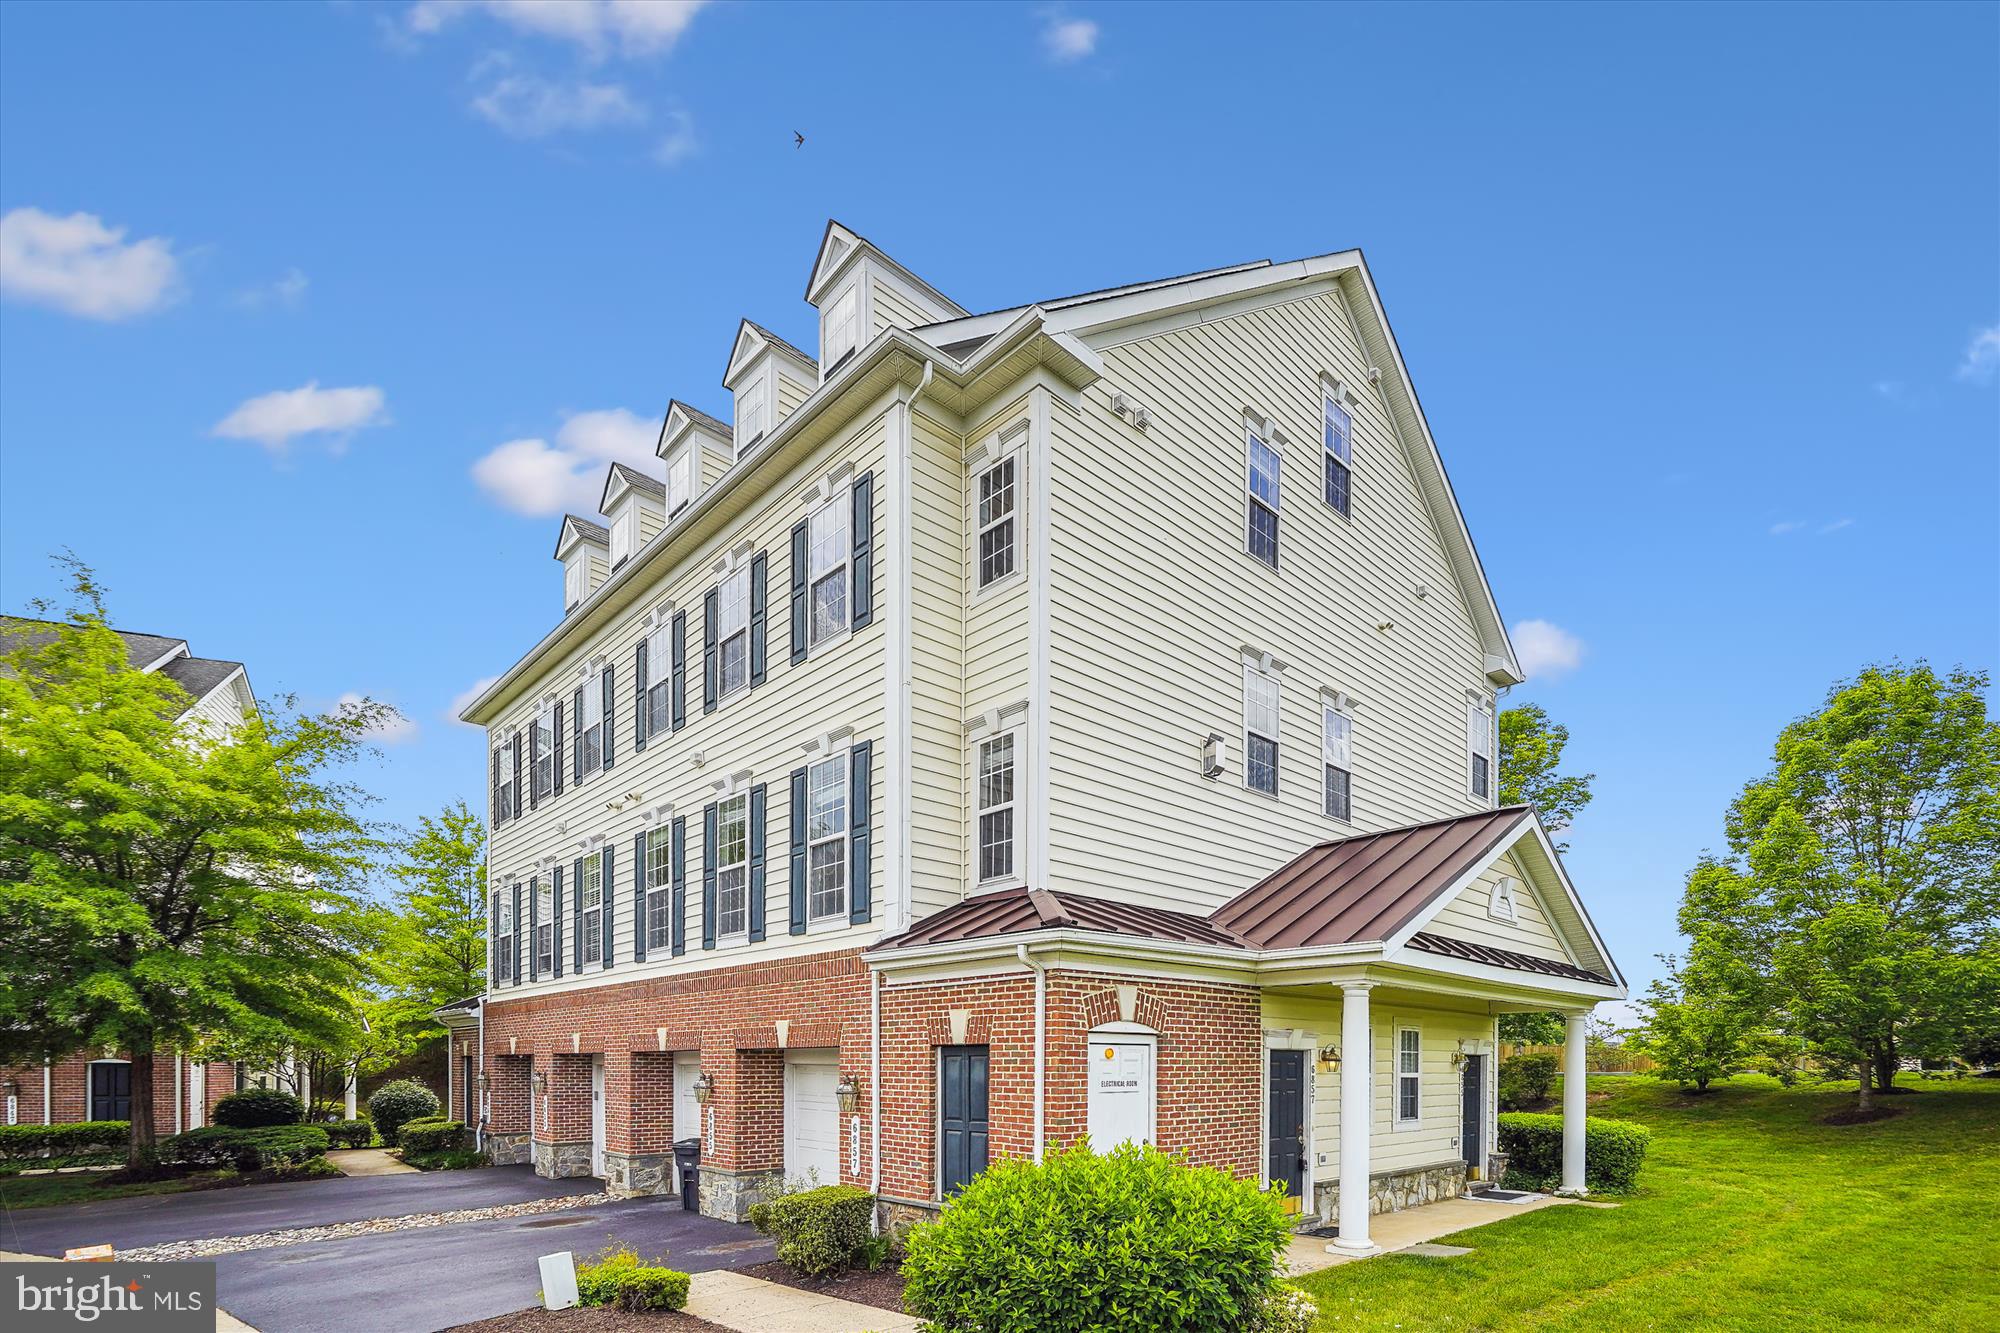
[870,970,883,1199]
[476,1003,487,1152]
[173,1055,183,1135]
[1016,944,1046,1163]
[44,1059,52,1124]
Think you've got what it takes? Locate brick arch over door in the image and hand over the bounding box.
[1079,987,1171,1034]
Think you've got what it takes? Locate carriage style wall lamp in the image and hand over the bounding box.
[692,1073,715,1105]
[836,1075,862,1115]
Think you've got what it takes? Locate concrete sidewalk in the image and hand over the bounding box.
[683,1269,921,1333]
[326,1148,418,1176]
[1283,1194,1604,1275]
[2,1248,258,1331]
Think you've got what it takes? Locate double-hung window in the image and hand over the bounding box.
[975,455,1018,589]
[1246,426,1280,567]
[1244,665,1281,797]
[565,558,586,610]
[494,741,517,821]
[579,677,605,774]
[808,497,850,647]
[493,887,515,985]
[532,704,554,801]
[1468,700,1493,802]
[976,733,1017,884]
[1396,1027,1422,1123]
[645,621,672,734]
[666,445,693,516]
[534,877,554,976]
[579,852,603,967]
[806,754,849,920]
[1323,392,1352,517]
[823,286,858,371]
[645,828,673,951]
[1322,703,1353,821]
[738,376,766,449]
[715,795,750,938]
[610,506,636,567]
[715,567,751,698]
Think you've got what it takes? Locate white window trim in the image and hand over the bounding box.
[644,827,673,953]
[714,792,751,944]
[804,491,853,655]
[494,883,517,986]
[1320,376,1356,521]
[1467,697,1495,804]
[971,725,1024,893]
[1321,701,1353,824]
[804,748,852,923]
[1393,1022,1423,1129]
[1243,660,1282,800]
[1243,414,1283,569]
[495,737,519,821]
[969,426,1027,602]
[579,851,605,970]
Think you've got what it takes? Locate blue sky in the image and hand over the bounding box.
[3,1,1995,1008]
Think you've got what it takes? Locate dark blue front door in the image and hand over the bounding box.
[91,1062,132,1122]
[939,1045,989,1196]
[1267,1049,1306,1209]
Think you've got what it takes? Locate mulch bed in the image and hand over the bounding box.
[441,1307,731,1332]
[738,1258,908,1313]
[1822,1103,1909,1126]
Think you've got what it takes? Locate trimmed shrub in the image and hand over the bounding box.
[158,1125,329,1172]
[1498,1053,1560,1110]
[901,1142,1291,1333]
[212,1087,305,1128]
[1497,1112,1651,1194]
[367,1079,440,1145]
[404,1148,484,1171]
[573,1247,690,1312]
[0,1121,129,1162]
[325,1118,374,1148]
[397,1118,467,1153]
[747,1184,876,1278]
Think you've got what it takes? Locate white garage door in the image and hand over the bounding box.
[784,1051,840,1186]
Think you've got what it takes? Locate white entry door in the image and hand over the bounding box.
[673,1057,701,1191]
[1087,1038,1154,1150]
[783,1050,840,1186]
[589,1057,606,1177]
[189,1064,206,1129]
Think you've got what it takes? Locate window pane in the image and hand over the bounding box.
[979,458,1015,527]
[978,807,1015,881]
[647,829,671,887]
[719,570,749,635]
[1249,436,1280,506]
[1324,455,1350,516]
[1248,501,1278,566]
[1246,671,1279,737]
[718,867,747,937]
[1324,398,1351,463]
[811,499,849,578]
[809,840,847,918]
[720,633,748,694]
[1472,753,1490,799]
[808,758,848,839]
[582,855,602,908]
[648,886,672,950]
[979,520,1016,587]
[1399,1079,1420,1121]
[1248,734,1278,795]
[811,570,848,643]
[718,797,748,867]
[1325,765,1351,820]
[978,736,1015,811]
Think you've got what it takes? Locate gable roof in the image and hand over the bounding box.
[657,398,732,457]
[805,218,968,317]
[554,514,609,558]
[1,617,252,717]
[725,318,818,387]
[600,462,665,512]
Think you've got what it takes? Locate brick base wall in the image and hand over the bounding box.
[1,1051,235,1130]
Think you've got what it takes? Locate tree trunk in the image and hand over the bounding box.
[1872,1039,1899,1093]
[128,1043,157,1166]
[1854,1064,1875,1114]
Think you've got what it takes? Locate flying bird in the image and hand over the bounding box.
[794,131,806,149]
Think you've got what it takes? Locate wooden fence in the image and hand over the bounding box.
[1498,1041,1657,1075]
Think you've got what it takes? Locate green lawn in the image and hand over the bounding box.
[0,1168,236,1211]
[1296,1074,2000,1331]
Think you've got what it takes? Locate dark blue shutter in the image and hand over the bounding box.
[670,612,688,731]
[527,878,539,982]
[749,552,768,687]
[851,471,874,630]
[632,832,648,961]
[600,844,615,968]
[572,857,585,973]
[748,784,767,943]
[513,881,524,986]
[552,867,564,979]
[849,739,872,924]
[600,668,616,770]
[701,589,719,715]
[491,748,502,826]
[552,702,565,795]
[701,803,718,949]
[512,737,523,821]
[789,520,809,665]
[490,889,501,985]
[789,766,808,936]
[571,687,585,782]
[634,639,649,751]
[671,816,687,957]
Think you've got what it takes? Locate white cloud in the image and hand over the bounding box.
[0,207,182,321]
[470,65,646,138]
[212,382,389,452]
[1769,520,1805,536]
[339,692,418,743]
[1957,324,1999,384]
[1511,619,1584,681]
[470,407,655,516]
[408,0,709,59]
[653,109,698,166]
[234,266,309,311]
[1039,9,1100,62]
[1771,517,1854,537]
[1818,517,1854,535]
[449,676,501,726]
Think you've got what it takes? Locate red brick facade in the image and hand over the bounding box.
[477,947,1265,1216]
[0,1050,234,1129]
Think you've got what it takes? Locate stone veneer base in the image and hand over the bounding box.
[603,1150,674,1198]
[698,1165,785,1223]
[485,1131,531,1166]
[534,1139,596,1179]
[1311,1160,1468,1220]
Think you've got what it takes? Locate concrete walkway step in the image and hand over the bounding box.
[327,1148,419,1176]
[683,1269,921,1333]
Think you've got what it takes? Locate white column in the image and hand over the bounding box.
[1561,1009,1589,1194]
[1332,982,1377,1253]
[345,1065,359,1119]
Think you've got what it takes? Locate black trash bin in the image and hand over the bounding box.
[673,1137,701,1212]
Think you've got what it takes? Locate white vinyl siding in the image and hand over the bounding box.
[715,794,749,940]
[579,851,603,967]
[808,495,850,648]
[1244,664,1280,797]
[975,730,1018,886]
[806,753,849,920]
[1429,855,1574,963]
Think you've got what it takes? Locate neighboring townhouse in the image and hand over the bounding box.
[455,222,1625,1252]
[0,619,250,1133]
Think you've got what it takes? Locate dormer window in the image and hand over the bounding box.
[564,557,585,610]
[610,506,636,568]
[738,375,766,450]
[666,445,693,516]
[823,286,858,374]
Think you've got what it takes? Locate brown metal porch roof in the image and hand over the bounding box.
[1408,932,1614,986]
[870,886,1248,952]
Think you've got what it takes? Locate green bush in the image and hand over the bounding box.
[158,1124,329,1172]
[0,1121,129,1162]
[573,1247,690,1312]
[1498,1053,1560,1110]
[1258,1286,1319,1333]
[404,1148,485,1171]
[212,1087,305,1128]
[1497,1112,1651,1194]
[325,1118,374,1148]
[397,1118,466,1153]
[901,1142,1291,1333]
[367,1080,440,1145]
[747,1184,877,1277]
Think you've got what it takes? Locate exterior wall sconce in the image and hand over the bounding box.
[0,1078,18,1096]
[692,1073,714,1105]
[476,1071,490,1094]
[1451,1042,1470,1071]
[1316,1045,1340,1073]
[835,1075,861,1115]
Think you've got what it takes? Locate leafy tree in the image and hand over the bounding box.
[1677,663,2000,1111]
[1498,702,1595,844]
[1630,945,1761,1092]
[0,561,389,1163]
[1499,1012,1567,1046]
[372,801,487,1057]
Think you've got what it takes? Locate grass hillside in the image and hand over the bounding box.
[1296,1073,2000,1331]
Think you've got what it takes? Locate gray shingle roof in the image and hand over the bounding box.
[744,319,818,369]
[3,616,188,671]
[667,399,731,440]
[564,514,609,543]
[158,655,243,700]
[608,463,665,498]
